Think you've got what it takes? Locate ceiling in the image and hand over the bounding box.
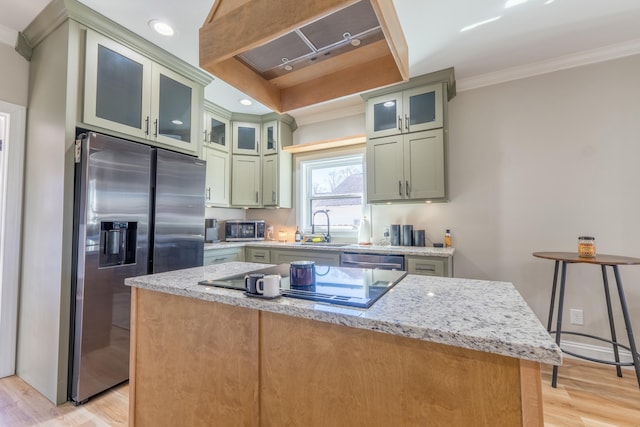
[1,0,640,123]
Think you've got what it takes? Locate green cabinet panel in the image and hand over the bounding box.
[204,147,230,207]
[270,249,340,267]
[367,129,445,202]
[406,255,452,277]
[246,247,271,263]
[231,155,261,207]
[204,247,245,265]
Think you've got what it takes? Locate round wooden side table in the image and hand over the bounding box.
[533,251,640,388]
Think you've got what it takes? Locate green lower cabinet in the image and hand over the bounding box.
[406,255,452,277]
[203,247,245,265]
[270,249,340,266]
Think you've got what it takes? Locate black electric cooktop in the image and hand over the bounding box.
[198,263,407,308]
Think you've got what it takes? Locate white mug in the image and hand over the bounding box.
[257,274,281,298]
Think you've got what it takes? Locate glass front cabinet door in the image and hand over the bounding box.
[366,83,443,139]
[204,112,230,152]
[150,64,199,152]
[232,122,261,155]
[84,30,200,154]
[84,30,151,139]
[261,120,279,155]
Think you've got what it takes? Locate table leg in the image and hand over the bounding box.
[601,265,622,377]
[552,261,567,388]
[546,260,560,332]
[612,266,640,388]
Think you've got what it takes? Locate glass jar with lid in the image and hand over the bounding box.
[578,236,596,258]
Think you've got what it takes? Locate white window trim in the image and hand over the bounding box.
[294,146,367,240]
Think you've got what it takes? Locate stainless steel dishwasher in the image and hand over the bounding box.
[340,252,405,270]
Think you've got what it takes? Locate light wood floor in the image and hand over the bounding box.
[0,359,638,426]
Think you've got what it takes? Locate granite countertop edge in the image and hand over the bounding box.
[125,262,561,365]
[204,241,455,257]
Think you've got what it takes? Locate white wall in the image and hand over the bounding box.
[253,54,640,355]
[373,54,640,354]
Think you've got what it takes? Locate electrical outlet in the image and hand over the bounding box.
[570,309,584,325]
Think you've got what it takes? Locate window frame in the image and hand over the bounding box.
[295,146,366,239]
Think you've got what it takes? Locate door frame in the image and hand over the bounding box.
[0,100,26,378]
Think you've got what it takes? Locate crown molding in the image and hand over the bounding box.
[457,38,640,92]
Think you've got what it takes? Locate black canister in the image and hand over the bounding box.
[289,260,316,291]
[390,224,401,246]
[402,225,413,246]
[413,230,426,247]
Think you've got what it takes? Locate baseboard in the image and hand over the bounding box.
[561,339,634,368]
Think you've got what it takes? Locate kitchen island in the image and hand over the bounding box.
[125,262,561,427]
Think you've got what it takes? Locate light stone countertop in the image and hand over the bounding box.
[125,261,561,365]
[204,241,455,257]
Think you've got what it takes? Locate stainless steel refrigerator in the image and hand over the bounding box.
[70,132,205,404]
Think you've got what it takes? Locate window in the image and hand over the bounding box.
[297,149,365,236]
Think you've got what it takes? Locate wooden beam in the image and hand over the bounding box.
[370,0,410,80]
[280,54,403,112]
[204,57,282,112]
[199,0,359,65]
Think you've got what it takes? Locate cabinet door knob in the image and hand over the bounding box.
[203,129,208,143]
[272,190,276,203]
[399,180,402,196]
[405,114,409,131]
[255,191,259,203]
[145,116,150,136]
[406,180,409,197]
[207,187,211,200]
[153,119,158,137]
[397,116,402,132]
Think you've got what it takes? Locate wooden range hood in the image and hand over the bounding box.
[199,0,408,113]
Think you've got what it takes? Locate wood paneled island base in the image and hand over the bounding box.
[129,288,542,426]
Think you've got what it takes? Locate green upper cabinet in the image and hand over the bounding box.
[261,120,279,155]
[84,30,202,155]
[231,154,261,207]
[367,129,445,203]
[363,69,454,203]
[366,83,443,139]
[232,121,261,155]
[204,147,230,207]
[203,103,231,153]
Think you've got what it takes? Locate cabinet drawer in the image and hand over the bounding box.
[406,256,451,277]
[270,249,340,267]
[246,247,271,263]
[203,248,244,265]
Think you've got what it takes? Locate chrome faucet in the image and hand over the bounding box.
[311,209,331,242]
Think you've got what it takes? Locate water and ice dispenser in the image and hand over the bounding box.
[99,221,137,267]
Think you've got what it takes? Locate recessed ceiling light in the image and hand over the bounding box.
[284,65,294,71]
[171,119,183,125]
[544,0,555,3]
[460,16,501,32]
[505,0,528,8]
[239,99,253,106]
[149,19,174,36]
[350,39,361,47]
